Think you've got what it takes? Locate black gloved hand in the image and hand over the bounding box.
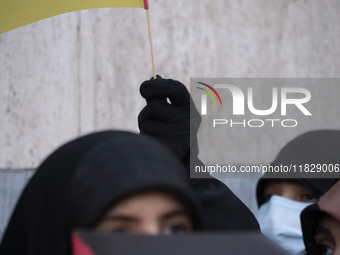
[138,76,201,168]
[139,77,261,231]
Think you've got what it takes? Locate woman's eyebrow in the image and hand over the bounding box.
[315,226,333,238]
[160,209,190,220]
[103,215,140,223]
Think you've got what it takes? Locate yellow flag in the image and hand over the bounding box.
[0,0,149,34]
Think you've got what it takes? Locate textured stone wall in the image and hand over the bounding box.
[1,0,340,238]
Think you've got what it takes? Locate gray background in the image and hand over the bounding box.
[1,0,340,240]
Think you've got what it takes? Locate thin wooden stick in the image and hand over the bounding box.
[146,9,156,79]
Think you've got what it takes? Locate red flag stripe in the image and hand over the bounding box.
[143,0,149,10]
[72,234,96,255]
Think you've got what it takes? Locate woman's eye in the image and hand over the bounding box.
[302,193,317,202]
[162,224,190,235]
[318,244,334,255]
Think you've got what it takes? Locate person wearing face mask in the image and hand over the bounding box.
[301,180,340,255]
[256,130,340,255]
[0,131,202,255]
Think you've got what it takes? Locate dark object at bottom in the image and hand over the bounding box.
[72,231,289,255]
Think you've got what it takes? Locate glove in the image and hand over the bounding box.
[138,76,201,168]
[139,77,261,231]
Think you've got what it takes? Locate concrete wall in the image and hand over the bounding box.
[1,0,340,239]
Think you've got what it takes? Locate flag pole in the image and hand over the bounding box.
[146,8,156,79]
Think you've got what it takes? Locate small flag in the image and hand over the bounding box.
[0,0,149,34]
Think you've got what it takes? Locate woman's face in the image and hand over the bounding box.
[263,181,318,203]
[315,215,340,255]
[95,191,193,235]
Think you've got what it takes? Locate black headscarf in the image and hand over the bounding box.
[256,130,340,207]
[0,131,202,255]
[301,180,340,255]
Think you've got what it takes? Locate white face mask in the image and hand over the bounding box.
[257,195,312,255]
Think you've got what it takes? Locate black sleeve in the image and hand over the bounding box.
[190,158,260,231]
